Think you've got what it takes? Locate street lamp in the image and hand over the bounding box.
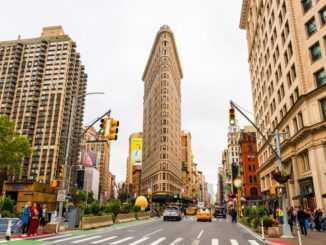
[58,92,104,219]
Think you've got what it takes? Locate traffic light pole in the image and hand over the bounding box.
[230,100,294,238]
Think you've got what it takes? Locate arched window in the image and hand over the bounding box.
[250,187,258,197]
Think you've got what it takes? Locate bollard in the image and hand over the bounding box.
[261,221,265,241]
[5,219,12,241]
[297,224,302,245]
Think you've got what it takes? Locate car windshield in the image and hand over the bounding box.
[166,207,178,211]
[216,208,224,212]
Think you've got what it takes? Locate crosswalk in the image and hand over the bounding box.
[36,234,264,245]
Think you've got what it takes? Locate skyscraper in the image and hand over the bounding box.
[240,0,326,209]
[0,26,87,183]
[141,25,183,195]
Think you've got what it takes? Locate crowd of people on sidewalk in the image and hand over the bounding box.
[264,206,326,236]
[21,201,49,236]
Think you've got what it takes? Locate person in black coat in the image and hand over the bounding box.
[297,206,308,236]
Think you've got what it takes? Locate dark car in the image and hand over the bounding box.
[213,207,226,218]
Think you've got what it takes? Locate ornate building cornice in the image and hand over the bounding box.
[239,0,250,29]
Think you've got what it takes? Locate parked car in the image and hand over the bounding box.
[213,207,226,218]
[197,208,212,222]
[163,207,182,221]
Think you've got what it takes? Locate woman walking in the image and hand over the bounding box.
[21,201,31,236]
[27,203,39,236]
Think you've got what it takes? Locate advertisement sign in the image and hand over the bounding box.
[81,150,98,167]
[131,138,142,166]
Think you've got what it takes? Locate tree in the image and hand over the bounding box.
[0,114,31,176]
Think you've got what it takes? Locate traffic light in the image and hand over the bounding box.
[108,118,119,141]
[59,164,65,178]
[229,108,236,126]
[99,118,108,135]
[50,179,58,188]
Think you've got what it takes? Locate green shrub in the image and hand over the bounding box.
[250,218,260,229]
[90,202,101,215]
[243,216,250,225]
[260,216,273,228]
[1,210,16,218]
[257,206,265,217]
[0,196,15,213]
[84,206,91,215]
[132,205,141,213]
[250,208,257,217]
[243,206,250,217]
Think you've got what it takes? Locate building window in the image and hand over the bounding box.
[250,187,258,197]
[305,18,317,36]
[315,69,326,87]
[320,7,326,25]
[310,42,322,61]
[302,0,312,13]
[321,98,326,120]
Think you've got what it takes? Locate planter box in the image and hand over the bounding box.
[115,213,136,223]
[267,226,281,238]
[80,215,113,230]
[136,213,150,220]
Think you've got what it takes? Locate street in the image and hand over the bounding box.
[20,217,268,245]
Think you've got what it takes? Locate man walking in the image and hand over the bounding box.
[297,206,307,236]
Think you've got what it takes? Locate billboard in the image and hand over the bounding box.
[81,150,98,167]
[131,138,142,166]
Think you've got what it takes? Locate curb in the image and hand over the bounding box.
[237,222,278,245]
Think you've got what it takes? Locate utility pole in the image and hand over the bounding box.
[230,100,294,238]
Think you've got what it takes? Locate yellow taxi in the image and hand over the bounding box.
[196,208,212,222]
[185,207,197,215]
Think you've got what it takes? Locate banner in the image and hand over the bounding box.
[131,138,142,166]
[81,150,98,167]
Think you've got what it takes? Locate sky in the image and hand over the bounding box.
[1,0,253,193]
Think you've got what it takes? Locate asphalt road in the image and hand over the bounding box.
[20,216,270,245]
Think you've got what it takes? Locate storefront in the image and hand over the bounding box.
[298,178,316,210]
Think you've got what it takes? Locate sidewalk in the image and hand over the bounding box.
[267,229,326,245]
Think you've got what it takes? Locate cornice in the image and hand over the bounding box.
[239,0,250,29]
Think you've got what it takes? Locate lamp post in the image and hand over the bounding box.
[58,92,104,220]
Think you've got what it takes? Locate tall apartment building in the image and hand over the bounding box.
[216,165,224,205]
[126,133,142,198]
[141,25,183,195]
[227,125,241,194]
[181,131,193,197]
[221,149,231,199]
[82,126,111,202]
[240,0,326,209]
[0,26,87,183]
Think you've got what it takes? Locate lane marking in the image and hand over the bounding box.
[110,237,134,244]
[191,240,200,245]
[72,236,102,243]
[129,237,149,245]
[170,238,183,244]
[197,230,204,239]
[91,236,118,244]
[144,228,163,237]
[149,237,166,245]
[230,239,239,245]
[236,222,275,244]
[43,235,87,244]
[38,234,72,241]
[248,240,260,245]
[212,239,219,245]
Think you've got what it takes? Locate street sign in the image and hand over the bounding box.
[57,190,66,202]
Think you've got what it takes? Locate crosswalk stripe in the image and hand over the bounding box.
[170,238,183,244]
[248,240,260,245]
[71,236,102,243]
[91,236,117,244]
[128,237,150,245]
[110,237,134,244]
[230,239,239,245]
[44,235,87,244]
[38,234,72,241]
[149,237,166,245]
[212,239,219,245]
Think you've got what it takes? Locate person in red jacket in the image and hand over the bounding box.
[27,203,39,236]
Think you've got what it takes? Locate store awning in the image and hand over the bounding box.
[292,194,302,200]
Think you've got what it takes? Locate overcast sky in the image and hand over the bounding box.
[1,0,253,193]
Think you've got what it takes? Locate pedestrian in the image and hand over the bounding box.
[314,209,322,232]
[287,207,294,233]
[297,206,308,236]
[21,201,31,236]
[277,207,284,224]
[27,203,39,236]
[39,204,48,230]
[231,208,237,223]
[304,209,311,232]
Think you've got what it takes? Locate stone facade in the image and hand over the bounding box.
[240,0,326,209]
[141,25,183,195]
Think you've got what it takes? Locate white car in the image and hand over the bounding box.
[163,207,182,221]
